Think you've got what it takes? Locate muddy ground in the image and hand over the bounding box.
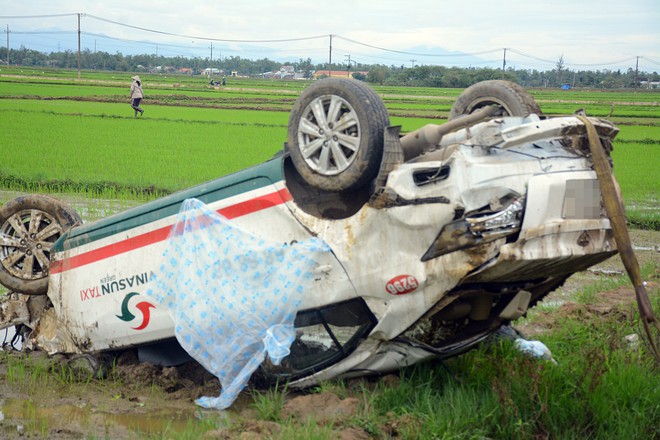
[0,229,658,439]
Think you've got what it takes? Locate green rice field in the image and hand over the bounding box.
[1,67,658,228]
[0,67,659,440]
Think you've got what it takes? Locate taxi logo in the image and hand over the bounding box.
[116,292,155,330]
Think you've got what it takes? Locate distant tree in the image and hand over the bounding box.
[296,58,314,79]
[4,45,655,89]
[117,60,130,71]
[441,70,466,88]
[367,66,388,85]
[555,55,566,86]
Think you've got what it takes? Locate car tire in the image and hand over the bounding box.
[449,80,542,120]
[287,78,390,192]
[0,194,82,295]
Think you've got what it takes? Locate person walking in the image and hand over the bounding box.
[130,75,144,117]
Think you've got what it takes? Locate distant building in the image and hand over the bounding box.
[640,80,659,89]
[153,65,176,73]
[312,70,368,79]
[203,68,222,76]
[259,66,308,80]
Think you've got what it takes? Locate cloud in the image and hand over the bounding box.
[3,0,658,70]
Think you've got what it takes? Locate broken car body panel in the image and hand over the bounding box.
[1,79,620,391]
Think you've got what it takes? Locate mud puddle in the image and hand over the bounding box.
[0,398,214,438]
[0,351,242,439]
[0,347,370,439]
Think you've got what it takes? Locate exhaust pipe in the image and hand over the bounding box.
[399,105,500,161]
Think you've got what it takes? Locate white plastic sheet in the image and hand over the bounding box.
[514,338,558,365]
[147,198,329,409]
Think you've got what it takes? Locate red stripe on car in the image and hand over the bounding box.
[50,188,292,274]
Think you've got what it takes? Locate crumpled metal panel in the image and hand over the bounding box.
[464,227,616,283]
[0,294,31,330]
[27,307,79,354]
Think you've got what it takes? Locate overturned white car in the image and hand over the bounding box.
[0,79,628,408]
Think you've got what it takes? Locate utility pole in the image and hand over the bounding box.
[5,25,9,66]
[345,54,352,77]
[502,48,507,71]
[410,59,416,68]
[635,56,639,89]
[77,13,81,79]
[328,34,333,77]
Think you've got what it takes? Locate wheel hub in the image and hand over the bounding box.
[298,95,360,176]
[1,209,62,280]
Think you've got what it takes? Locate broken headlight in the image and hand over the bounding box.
[466,197,524,239]
[422,195,524,261]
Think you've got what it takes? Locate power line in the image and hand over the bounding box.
[640,56,660,66]
[565,58,638,67]
[0,13,80,19]
[0,13,331,46]
[3,13,657,71]
[507,48,560,65]
[335,34,501,58]
[507,48,639,68]
[12,30,77,35]
[85,14,329,44]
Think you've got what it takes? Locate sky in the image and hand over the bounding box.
[2,0,659,72]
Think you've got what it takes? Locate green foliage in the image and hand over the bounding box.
[0,104,284,194]
[351,323,660,439]
[251,381,289,422]
[141,413,225,440]
[0,72,658,230]
[0,76,451,199]
[3,352,51,389]
[611,143,659,230]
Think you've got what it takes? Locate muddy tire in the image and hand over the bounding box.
[0,195,82,295]
[287,78,390,192]
[449,80,542,120]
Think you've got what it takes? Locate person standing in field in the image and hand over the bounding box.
[130,75,144,117]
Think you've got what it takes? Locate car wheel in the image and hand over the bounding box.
[0,195,82,295]
[287,78,390,192]
[449,80,542,120]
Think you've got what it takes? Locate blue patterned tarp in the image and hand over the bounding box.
[147,198,329,409]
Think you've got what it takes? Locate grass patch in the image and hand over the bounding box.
[611,143,659,230]
[251,380,289,422]
[0,107,283,193]
[2,106,654,227]
[1,284,659,438]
